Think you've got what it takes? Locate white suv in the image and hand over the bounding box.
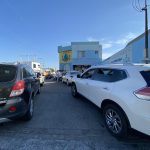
[71,65,150,137]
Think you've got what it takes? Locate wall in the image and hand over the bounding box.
[103,30,150,64]
[71,42,102,66]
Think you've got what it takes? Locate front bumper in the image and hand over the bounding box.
[0,97,27,119]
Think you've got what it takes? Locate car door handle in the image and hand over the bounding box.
[102,87,108,90]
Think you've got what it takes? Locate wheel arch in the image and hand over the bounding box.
[101,99,131,128]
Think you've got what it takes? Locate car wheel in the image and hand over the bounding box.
[103,104,128,138]
[66,80,69,86]
[37,86,41,94]
[22,97,34,121]
[71,83,78,97]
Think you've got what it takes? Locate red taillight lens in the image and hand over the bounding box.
[134,87,150,100]
[10,80,25,97]
[9,106,17,112]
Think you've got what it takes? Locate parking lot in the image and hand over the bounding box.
[0,79,150,150]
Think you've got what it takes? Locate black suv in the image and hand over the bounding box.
[0,63,40,121]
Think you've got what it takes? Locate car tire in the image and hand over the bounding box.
[71,83,78,97]
[66,80,69,86]
[103,104,128,138]
[22,97,34,121]
[37,86,41,94]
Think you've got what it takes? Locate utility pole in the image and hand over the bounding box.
[142,0,149,64]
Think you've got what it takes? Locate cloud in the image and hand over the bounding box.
[87,32,139,50]
[87,37,98,42]
[114,33,137,45]
[87,32,140,60]
[88,37,113,49]
[102,52,114,60]
[102,43,112,49]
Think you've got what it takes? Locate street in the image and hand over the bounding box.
[0,79,150,150]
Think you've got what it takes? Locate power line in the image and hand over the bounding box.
[132,0,143,12]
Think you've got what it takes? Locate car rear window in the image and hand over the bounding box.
[0,65,17,82]
[140,70,150,86]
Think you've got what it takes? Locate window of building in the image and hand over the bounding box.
[78,51,85,58]
[33,64,36,68]
[95,51,98,55]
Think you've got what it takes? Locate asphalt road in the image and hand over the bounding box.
[0,79,150,150]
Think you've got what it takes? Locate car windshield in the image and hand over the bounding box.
[0,65,17,82]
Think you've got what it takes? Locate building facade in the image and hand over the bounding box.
[103,30,150,64]
[58,42,102,72]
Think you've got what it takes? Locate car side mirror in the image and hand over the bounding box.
[77,74,81,78]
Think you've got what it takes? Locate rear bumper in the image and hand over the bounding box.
[0,97,27,119]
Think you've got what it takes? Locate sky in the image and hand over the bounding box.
[0,0,149,68]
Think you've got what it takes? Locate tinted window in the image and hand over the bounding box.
[23,68,29,78]
[23,66,35,78]
[82,69,95,79]
[140,70,150,86]
[0,65,17,82]
[26,66,35,77]
[92,68,127,82]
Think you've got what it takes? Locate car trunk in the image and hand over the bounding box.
[0,65,17,100]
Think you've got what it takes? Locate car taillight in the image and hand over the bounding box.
[9,80,25,97]
[134,87,150,100]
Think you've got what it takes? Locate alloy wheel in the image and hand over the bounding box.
[105,108,122,134]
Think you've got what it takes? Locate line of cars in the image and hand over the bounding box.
[1,62,150,138]
[0,63,43,121]
[70,64,150,138]
[62,71,80,85]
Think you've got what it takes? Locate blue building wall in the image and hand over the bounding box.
[132,33,150,63]
[58,42,102,71]
[103,30,150,64]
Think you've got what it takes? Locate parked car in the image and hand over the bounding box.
[0,63,40,121]
[62,71,80,85]
[35,72,45,86]
[71,64,150,137]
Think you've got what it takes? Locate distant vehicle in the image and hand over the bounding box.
[62,71,80,85]
[23,61,41,72]
[43,70,52,79]
[0,63,40,121]
[71,64,150,137]
[35,72,45,86]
